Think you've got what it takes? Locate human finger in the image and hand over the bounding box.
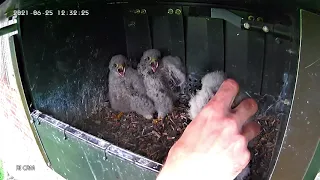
[207,79,239,111]
[232,98,258,127]
[241,121,261,142]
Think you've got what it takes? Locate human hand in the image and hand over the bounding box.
[157,79,260,180]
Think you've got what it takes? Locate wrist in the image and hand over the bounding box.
[157,166,179,180]
[157,160,237,180]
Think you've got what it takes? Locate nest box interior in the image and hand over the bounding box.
[15,1,299,179]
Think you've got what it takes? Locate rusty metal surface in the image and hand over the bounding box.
[270,10,320,180]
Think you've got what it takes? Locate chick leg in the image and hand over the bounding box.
[152,95,173,124]
[129,95,155,120]
[153,111,167,124]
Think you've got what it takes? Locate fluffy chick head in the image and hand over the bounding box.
[141,49,161,73]
[109,55,127,77]
[201,71,226,92]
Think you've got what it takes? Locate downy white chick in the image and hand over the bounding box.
[108,55,155,119]
[188,71,248,120]
[137,56,173,121]
[188,71,226,120]
[140,49,187,101]
[188,70,251,180]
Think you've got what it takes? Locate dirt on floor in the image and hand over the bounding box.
[248,115,280,180]
[76,96,281,180]
[79,103,190,164]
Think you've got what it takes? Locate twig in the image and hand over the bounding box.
[142,127,146,135]
[151,130,161,139]
[169,118,177,126]
[170,125,174,131]
[167,136,176,140]
[149,150,160,157]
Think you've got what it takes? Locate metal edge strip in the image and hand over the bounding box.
[267,9,303,180]
[107,144,162,172]
[0,17,17,29]
[0,16,17,36]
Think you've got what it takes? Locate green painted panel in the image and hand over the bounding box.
[32,110,159,180]
[34,115,100,180]
[0,24,17,36]
[271,10,320,180]
[304,140,320,180]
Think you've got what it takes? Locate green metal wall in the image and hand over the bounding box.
[32,110,160,180]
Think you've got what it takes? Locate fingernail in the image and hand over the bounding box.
[250,99,258,108]
[225,79,239,89]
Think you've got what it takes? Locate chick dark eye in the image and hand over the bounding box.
[113,64,117,68]
[145,57,151,61]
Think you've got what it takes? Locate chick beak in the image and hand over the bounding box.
[117,64,125,77]
[150,58,159,73]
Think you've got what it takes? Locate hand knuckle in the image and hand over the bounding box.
[225,118,238,130]
[201,105,218,117]
[243,150,251,164]
[201,106,213,115]
[230,112,240,121]
[237,136,247,145]
[250,99,258,111]
[244,98,258,112]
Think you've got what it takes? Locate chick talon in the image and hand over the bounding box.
[152,118,163,124]
[152,119,158,124]
[115,112,124,120]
